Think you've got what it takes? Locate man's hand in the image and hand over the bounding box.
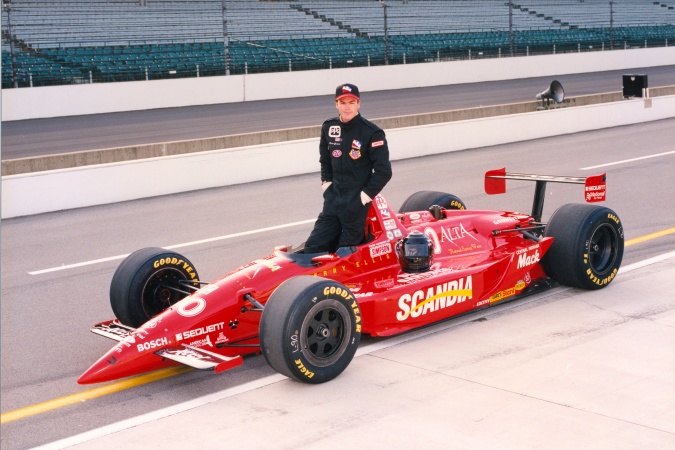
[360,191,371,205]
[322,181,332,192]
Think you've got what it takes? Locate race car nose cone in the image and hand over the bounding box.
[78,355,120,384]
[78,345,172,384]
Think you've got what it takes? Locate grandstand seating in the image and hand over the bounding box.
[2,0,674,88]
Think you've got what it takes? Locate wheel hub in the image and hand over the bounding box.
[316,324,331,339]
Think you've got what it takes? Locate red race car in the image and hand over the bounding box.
[79,168,623,385]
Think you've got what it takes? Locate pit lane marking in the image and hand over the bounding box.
[579,150,675,170]
[28,219,316,275]
[0,366,192,425]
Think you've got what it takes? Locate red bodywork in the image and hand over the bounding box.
[79,169,603,384]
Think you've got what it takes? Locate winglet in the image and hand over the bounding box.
[484,167,506,195]
[584,173,606,203]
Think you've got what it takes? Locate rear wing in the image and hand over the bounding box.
[485,168,606,222]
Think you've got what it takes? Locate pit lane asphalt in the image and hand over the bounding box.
[2,65,675,159]
[1,104,674,449]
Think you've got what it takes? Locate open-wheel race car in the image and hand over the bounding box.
[79,168,624,385]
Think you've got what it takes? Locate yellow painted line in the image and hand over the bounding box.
[3,227,674,425]
[0,366,191,425]
[625,227,675,247]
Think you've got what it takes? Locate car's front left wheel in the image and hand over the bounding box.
[259,277,361,384]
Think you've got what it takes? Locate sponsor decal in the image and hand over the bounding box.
[352,139,362,150]
[187,335,212,348]
[354,292,374,298]
[375,196,388,209]
[397,267,456,285]
[137,337,168,352]
[320,287,363,334]
[424,227,442,254]
[493,217,518,225]
[450,200,465,210]
[585,190,606,202]
[171,347,213,361]
[384,219,397,231]
[393,229,403,238]
[345,283,362,292]
[515,280,526,291]
[371,140,384,148]
[251,259,282,278]
[440,223,479,246]
[349,149,362,160]
[176,322,225,341]
[524,272,532,285]
[586,267,618,286]
[386,231,394,240]
[332,149,342,157]
[215,332,228,345]
[369,242,392,258]
[517,249,540,269]
[490,287,515,304]
[607,213,620,224]
[410,213,421,220]
[328,126,341,138]
[448,243,483,255]
[295,359,315,379]
[153,257,197,280]
[396,276,473,321]
[476,299,490,307]
[584,175,606,203]
[176,297,206,317]
[374,278,395,289]
[380,208,391,218]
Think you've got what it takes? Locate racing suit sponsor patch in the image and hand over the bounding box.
[371,140,384,147]
[332,150,342,157]
[329,126,341,138]
[352,140,362,150]
[349,149,361,160]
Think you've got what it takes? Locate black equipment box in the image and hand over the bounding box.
[622,74,648,98]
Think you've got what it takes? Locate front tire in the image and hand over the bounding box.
[399,191,467,213]
[110,248,200,327]
[542,204,624,290]
[259,277,361,384]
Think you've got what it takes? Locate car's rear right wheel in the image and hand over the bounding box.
[542,204,624,290]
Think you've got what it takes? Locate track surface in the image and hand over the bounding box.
[2,65,675,159]
[1,113,674,448]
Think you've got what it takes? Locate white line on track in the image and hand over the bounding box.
[33,252,675,450]
[28,219,316,275]
[579,150,675,170]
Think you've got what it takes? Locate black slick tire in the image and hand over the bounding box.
[110,247,200,327]
[259,276,361,384]
[542,204,624,290]
[399,191,467,213]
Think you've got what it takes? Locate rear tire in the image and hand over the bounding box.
[399,191,467,213]
[110,248,200,327]
[259,277,361,384]
[542,204,623,290]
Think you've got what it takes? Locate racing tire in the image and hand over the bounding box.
[542,204,624,290]
[110,247,200,327]
[399,191,467,213]
[259,276,361,384]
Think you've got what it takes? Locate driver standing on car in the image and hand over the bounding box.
[303,83,392,254]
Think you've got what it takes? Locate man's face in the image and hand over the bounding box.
[336,97,360,122]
